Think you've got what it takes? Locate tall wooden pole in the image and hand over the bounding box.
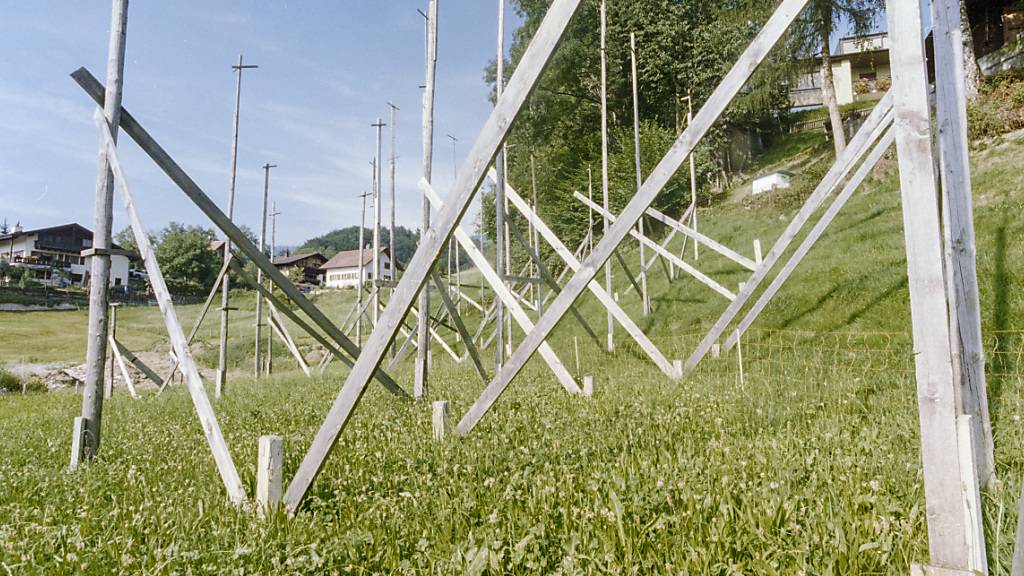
[416,0,438,399]
[217,54,258,399]
[372,119,385,327]
[530,156,542,317]
[494,0,507,369]
[888,0,976,568]
[267,201,280,375]
[630,32,650,316]
[587,166,594,255]
[688,93,698,260]
[74,0,128,467]
[357,191,370,346]
[600,0,613,351]
[255,163,275,379]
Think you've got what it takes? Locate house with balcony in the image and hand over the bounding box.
[789,32,892,109]
[272,251,326,286]
[0,222,130,288]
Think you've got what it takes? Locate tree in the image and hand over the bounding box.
[154,222,220,296]
[299,226,421,266]
[790,0,884,156]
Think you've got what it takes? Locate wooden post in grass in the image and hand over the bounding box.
[753,239,762,266]
[735,329,744,387]
[600,0,613,352]
[105,303,118,398]
[432,401,449,440]
[70,417,86,468]
[687,93,698,260]
[267,201,280,376]
[494,0,508,370]
[582,375,594,397]
[372,119,385,328]
[630,32,650,317]
[887,0,976,567]
[932,0,995,488]
[75,0,128,468]
[218,54,259,400]
[256,435,283,510]
[416,0,438,400]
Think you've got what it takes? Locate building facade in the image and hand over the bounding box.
[789,32,891,109]
[320,247,395,289]
[0,223,130,288]
[272,252,326,286]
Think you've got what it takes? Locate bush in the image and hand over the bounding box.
[0,370,21,393]
[968,72,1024,140]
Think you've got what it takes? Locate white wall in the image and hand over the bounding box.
[322,253,394,289]
[1,235,34,260]
[82,254,130,288]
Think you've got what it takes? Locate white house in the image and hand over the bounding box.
[789,32,891,108]
[320,247,395,289]
[752,171,793,195]
[0,223,131,288]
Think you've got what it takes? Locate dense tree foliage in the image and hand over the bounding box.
[154,223,220,296]
[299,226,420,266]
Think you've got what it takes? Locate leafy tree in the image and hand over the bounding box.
[154,222,220,296]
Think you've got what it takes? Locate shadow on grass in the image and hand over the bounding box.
[989,210,1013,425]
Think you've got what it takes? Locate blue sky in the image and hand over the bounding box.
[0,2,519,246]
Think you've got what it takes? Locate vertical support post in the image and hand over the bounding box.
[372,119,386,328]
[600,0,613,351]
[105,302,117,398]
[494,0,507,370]
[688,93,698,260]
[887,0,975,568]
[255,163,275,380]
[416,0,438,400]
[932,0,995,488]
[582,375,594,397]
[75,0,128,468]
[530,156,543,317]
[432,400,449,440]
[267,201,280,376]
[70,417,86,469]
[256,435,283,511]
[956,416,987,573]
[218,54,259,400]
[587,167,594,256]
[753,239,762,266]
[630,32,650,317]
[357,191,370,346]
[735,329,743,387]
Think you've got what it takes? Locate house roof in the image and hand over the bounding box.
[0,222,93,243]
[320,247,390,271]
[272,252,325,266]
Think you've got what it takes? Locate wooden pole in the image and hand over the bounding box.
[432,401,449,440]
[255,163,275,380]
[529,156,543,317]
[372,119,385,328]
[630,32,650,317]
[281,0,582,512]
[455,0,811,436]
[688,93,698,260]
[217,55,258,400]
[357,191,370,346]
[600,0,613,352]
[416,0,438,400]
[105,303,117,398]
[494,0,507,370]
[75,0,128,468]
[267,201,280,375]
[256,435,283,511]
[932,0,995,487]
[887,0,975,566]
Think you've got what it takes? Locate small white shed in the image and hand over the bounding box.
[752,170,793,195]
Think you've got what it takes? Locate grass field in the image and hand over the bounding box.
[0,133,1022,574]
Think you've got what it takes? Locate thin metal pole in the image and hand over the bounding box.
[75,0,128,467]
[267,201,280,375]
[217,54,258,399]
[372,119,386,327]
[255,163,275,379]
[630,32,650,316]
[416,0,438,399]
[600,0,613,352]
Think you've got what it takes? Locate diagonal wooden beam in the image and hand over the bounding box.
[682,90,893,374]
[645,206,756,270]
[100,118,246,502]
[576,192,736,300]
[108,335,139,399]
[268,303,312,377]
[430,270,488,381]
[72,67,406,399]
[724,124,895,351]
[498,170,678,377]
[111,338,162,387]
[455,0,813,436]
[624,203,695,295]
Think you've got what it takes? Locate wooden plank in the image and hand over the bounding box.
[430,270,488,381]
[432,401,449,440]
[956,416,986,573]
[281,0,583,513]
[575,192,736,300]
[421,179,581,394]
[108,335,139,399]
[724,124,895,351]
[268,305,312,377]
[455,0,812,436]
[99,119,246,502]
[111,338,162,386]
[887,0,973,566]
[499,171,678,377]
[600,0,613,352]
[645,206,756,270]
[910,564,975,576]
[630,32,650,316]
[73,69,405,399]
[625,203,695,295]
[932,0,995,488]
[683,90,894,374]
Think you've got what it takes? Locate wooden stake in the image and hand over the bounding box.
[217,55,259,400]
[256,435,283,510]
[432,401,449,440]
[75,0,128,468]
[105,303,117,398]
[753,239,762,265]
[582,375,594,397]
